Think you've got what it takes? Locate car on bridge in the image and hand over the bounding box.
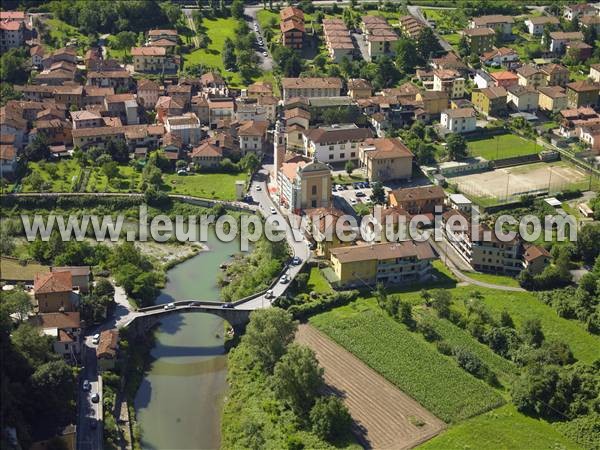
[164,302,175,310]
[221,302,234,309]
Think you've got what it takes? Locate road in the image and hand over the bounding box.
[243,5,274,72]
[406,5,454,53]
[182,8,201,48]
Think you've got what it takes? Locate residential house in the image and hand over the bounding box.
[83,86,114,106]
[358,137,414,182]
[164,113,202,146]
[415,90,449,115]
[257,95,278,123]
[566,80,600,108]
[362,16,398,59]
[507,85,539,111]
[37,312,82,361]
[566,40,593,62]
[490,70,519,89]
[281,77,343,100]
[347,78,373,99]
[51,266,91,293]
[563,3,596,21]
[480,47,519,68]
[41,47,77,70]
[540,63,570,87]
[441,107,477,133]
[104,93,139,125]
[322,18,355,62]
[156,96,185,123]
[329,240,436,288]
[148,29,178,43]
[278,160,332,213]
[191,141,223,168]
[0,15,25,51]
[97,329,119,371]
[304,206,347,257]
[388,185,445,214]
[87,70,131,89]
[208,98,235,128]
[285,107,310,129]
[522,244,551,275]
[30,45,45,67]
[548,31,584,53]
[137,78,162,109]
[235,99,268,122]
[303,124,372,163]
[524,16,560,35]
[470,15,514,37]
[590,64,600,83]
[199,72,228,96]
[463,27,496,54]
[34,271,76,313]
[237,120,268,153]
[0,143,17,177]
[433,69,465,99]
[246,81,273,98]
[131,46,178,73]
[398,15,426,40]
[474,70,494,89]
[471,86,508,117]
[516,64,547,89]
[280,6,305,49]
[0,104,27,149]
[70,110,103,129]
[538,86,568,113]
[579,125,600,151]
[580,15,600,33]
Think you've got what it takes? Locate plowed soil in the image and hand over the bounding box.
[296,324,445,450]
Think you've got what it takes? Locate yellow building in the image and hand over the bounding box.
[537,86,568,113]
[278,160,332,213]
[329,241,436,287]
[416,90,449,115]
[516,64,547,89]
[131,46,178,73]
[358,137,414,182]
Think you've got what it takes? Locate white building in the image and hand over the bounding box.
[302,124,373,163]
[440,108,477,133]
[164,113,202,145]
[524,16,559,35]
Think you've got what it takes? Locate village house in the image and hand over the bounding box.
[36,312,82,361]
[538,86,568,113]
[463,27,496,55]
[1,105,27,150]
[433,69,465,99]
[389,185,445,215]
[42,47,77,70]
[415,90,449,116]
[191,141,223,168]
[470,14,514,37]
[304,206,348,257]
[590,64,600,83]
[281,77,343,100]
[329,240,436,288]
[191,95,209,123]
[579,125,600,151]
[0,12,26,51]
[104,93,139,125]
[83,86,114,106]
[563,3,596,21]
[566,80,600,108]
[480,47,519,68]
[136,78,162,109]
[346,78,372,99]
[522,244,552,275]
[34,271,76,313]
[156,96,185,123]
[148,29,178,43]
[566,40,593,62]
[97,329,120,371]
[246,81,273,98]
[87,70,131,89]
[30,45,45,67]
[303,124,372,163]
[548,31,584,53]
[164,113,202,146]
[471,86,508,117]
[398,15,426,40]
[278,159,332,213]
[516,64,547,89]
[166,84,192,110]
[322,18,355,63]
[362,16,398,59]
[540,63,570,87]
[490,70,519,89]
[51,266,91,293]
[235,99,268,122]
[131,46,178,73]
[280,6,304,49]
[208,98,235,128]
[0,142,17,177]
[507,85,539,111]
[441,107,477,133]
[285,107,311,130]
[199,72,228,96]
[237,120,269,154]
[358,137,414,182]
[580,15,600,33]
[70,110,103,129]
[524,16,560,35]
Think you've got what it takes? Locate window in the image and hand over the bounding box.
[311,185,317,195]
[329,154,334,160]
[340,153,345,159]
[351,152,356,158]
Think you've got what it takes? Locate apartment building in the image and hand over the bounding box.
[322,18,354,62]
[281,77,343,100]
[441,107,477,133]
[548,31,584,53]
[516,64,547,89]
[329,241,436,288]
[538,86,568,113]
[507,85,539,111]
[463,27,495,55]
[490,70,519,89]
[398,15,426,40]
[358,137,414,182]
[566,80,600,108]
[472,86,508,117]
[303,124,372,163]
[362,16,398,59]
[164,113,202,146]
[540,63,570,87]
[237,120,268,153]
[470,14,514,37]
[388,185,445,214]
[280,6,305,49]
[433,69,465,99]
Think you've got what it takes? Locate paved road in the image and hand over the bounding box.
[406,5,454,53]
[429,237,525,292]
[244,5,274,72]
[76,340,102,450]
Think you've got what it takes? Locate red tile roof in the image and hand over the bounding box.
[34,271,72,294]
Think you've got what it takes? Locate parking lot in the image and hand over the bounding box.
[332,181,389,208]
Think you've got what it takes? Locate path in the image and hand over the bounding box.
[296,324,445,449]
[182,8,200,49]
[429,238,525,292]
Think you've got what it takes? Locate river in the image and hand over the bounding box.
[134,229,241,449]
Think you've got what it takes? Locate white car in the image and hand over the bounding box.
[255,185,262,191]
[270,206,277,214]
[262,51,268,57]
[164,302,175,310]
[350,198,358,205]
[92,334,100,345]
[280,274,289,284]
[265,289,274,299]
[83,380,91,391]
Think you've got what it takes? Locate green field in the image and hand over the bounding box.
[0,257,49,281]
[21,160,83,193]
[467,134,539,161]
[310,298,505,423]
[418,404,582,450]
[462,271,521,288]
[44,18,90,53]
[85,165,141,193]
[163,172,246,201]
[307,267,332,293]
[184,17,243,87]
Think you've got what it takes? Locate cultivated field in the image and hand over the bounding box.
[296,324,445,450]
[451,161,589,204]
[466,133,538,161]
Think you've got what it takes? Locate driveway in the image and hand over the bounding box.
[244,6,274,72]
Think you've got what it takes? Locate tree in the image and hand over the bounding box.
[113,31,136,49]
[243,308,297,372]
[345,160,355,176]
[431,289,452,318]
[240,152,260,174]
[577,223,600,264]
[520,318,544,348]
[0,49,27,84]
[446,133,468,161]
[231,0,244,19]
[373,56,399,90]
[25,132,50,161]
[370,182,386,204]
[398,301,415,329]
[415,142,435,165]
[458,35,471,58]
[11,323,55,367]
[500,310,515,328]
[2,289,32,322]
[31,360,76,423]
[395,38,419,73]
[272,344,324,416]
[416,27,442,60]
[222,38,237,71]
[310,396,352,441]
[95,278,115,297]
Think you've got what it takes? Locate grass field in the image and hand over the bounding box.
[21,160,82,193]
[462,271,521,288]
[163,172,246,201]
[450,286,600,364]
[467,134,538,161]
[85,165,141,193]
[307,267,332,292]
[310,299,505,423]
[44,18,89,54]
[0,257,49,281]
[419,404,582,450]
[184,17,243,86]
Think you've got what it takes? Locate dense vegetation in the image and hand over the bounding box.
[221,309,357,449]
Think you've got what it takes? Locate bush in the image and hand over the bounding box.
[287,290,359,320]
[436,340,453,356]
[310,396,352,442]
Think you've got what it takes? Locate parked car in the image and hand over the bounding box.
[291,256,301,265]
[352,182,360,189]
[92,334,100,345]
[262,51,268,57]
[221,302,234,309]
[280,274,289,284]
[83,380,91,391]
[190,301,201,307]
[355,191,366,198]
[177,169,187,176]
[91,393,100,403]
[164,302,175,310]
[270,206,277,214]
[265,289,274,299]
[255,185,262,191]
[350,198,358,205]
